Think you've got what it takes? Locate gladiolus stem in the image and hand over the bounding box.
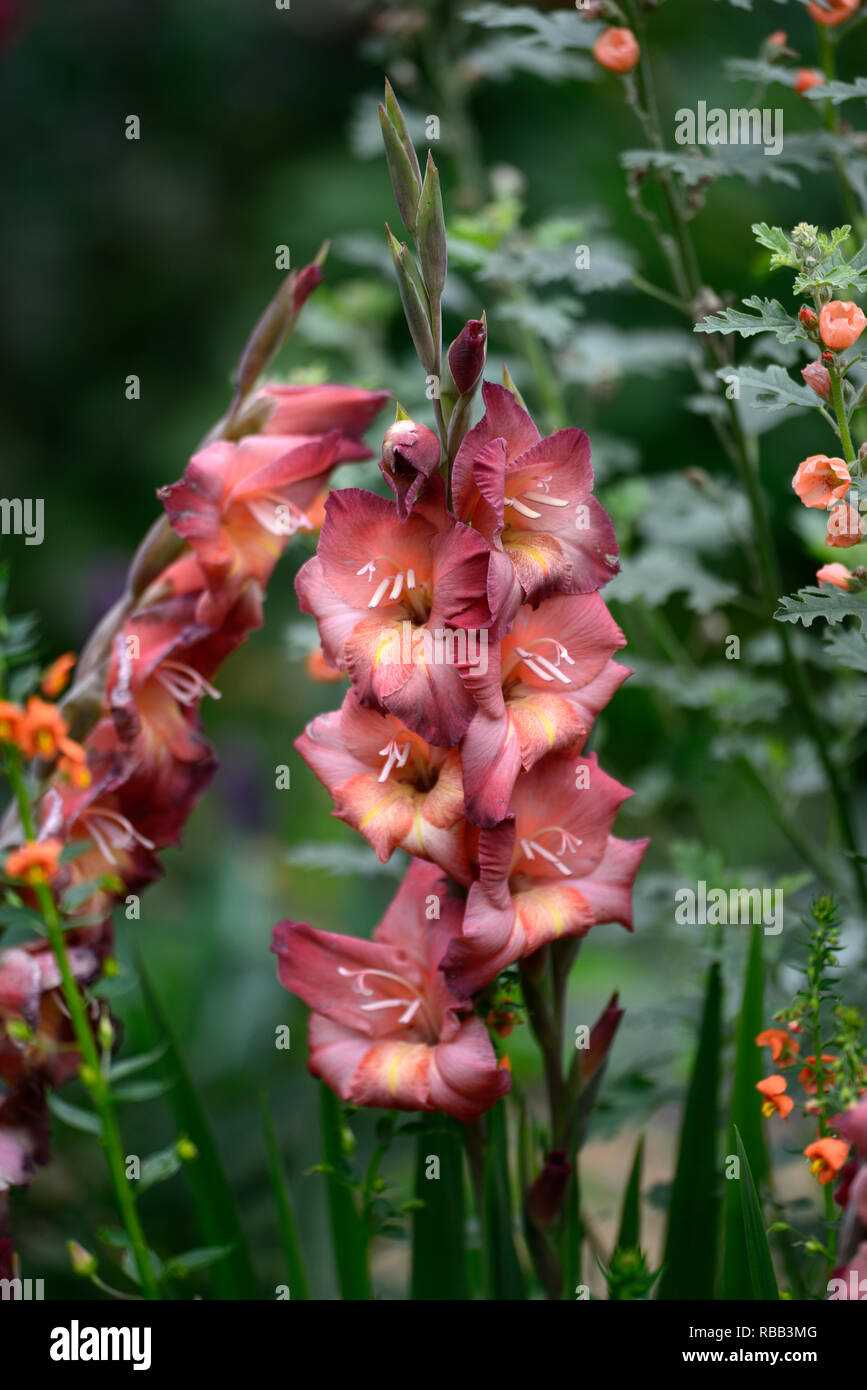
[2,745,160,1300]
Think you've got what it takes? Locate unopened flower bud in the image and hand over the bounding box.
[380,417,441,520]
[767,30,787,48]
[817,562,853,591]
[526,1150,572,1229]
[379,84,422,235]
[385,225,436,373]
[417,152,447,301]
[795,69,825,95]
[97,1013,114,1053]
[801,361,832,399]
[176,1136,198,1162]
[67,1241,97,1278]
[593,27,640,74]
[448,317,487,396]
[799,305,818,331]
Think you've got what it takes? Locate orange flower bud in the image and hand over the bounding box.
[792,454,850,509]
[4,838,63,886]
[757,1074,795,1119]
[799,305,818,331]
[799,1054,837,1095]
[827,502,863,548]
[820,300,867,351]
[808,0,859,27]
[40,651,76,699]
[795,69,825,95]
[817,562,853,590]
[593,27,640,75]
[768,30,787,47]
[801,361,831,398]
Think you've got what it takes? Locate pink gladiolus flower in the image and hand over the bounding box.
[379,418,442,521]
[791,454,850,509]
[159,431,368,624]
[442,750,649,994]
[295,690,470,880]
[296,486,520,747]
[0,1083,49,1194]
[258,383,390,438]
[272,860,510,1121]
[817,562,853,590]
[460,592,629,826]
[452,383,619,601]
[837,1097,867,1157]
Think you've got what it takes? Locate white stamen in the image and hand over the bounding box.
[515,648,554,682]
[369,577,391,608]
[83,809,156,866]
[406,569,416,590]
[532,654,572,686]
[520,827,583,877]
[505,496,541,520]
[377,739,411,782]
[336,966,425,1028]
[357,561,377,580]
[390,572,404,601]
[246,494,311,536]
[156,661,222,705]
[523,491,568,508]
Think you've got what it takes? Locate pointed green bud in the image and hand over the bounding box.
[501,363,529,412]
[417,152,447,301]
[385,225,436,373]
[379,103,422,235]
[394,400,413,422]
[67,1241,98,1278]
[384,78,423,187]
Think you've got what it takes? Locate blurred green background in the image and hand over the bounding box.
[3,0,867,1298]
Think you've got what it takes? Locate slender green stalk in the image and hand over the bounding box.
[621,10,867,915]
[817,26,861,234]
[3,749,159,1299]
[829,361,856,464]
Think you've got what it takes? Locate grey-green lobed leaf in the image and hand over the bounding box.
[775,587,867,631]
[695,296,806,344]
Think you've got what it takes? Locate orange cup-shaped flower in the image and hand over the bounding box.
[4,838,63,887]
[804,1137,850,1184]
[808,0,859,26]
[0,700,24,747]
[820,300,867,350]
[756,1028,799,1067]
[827,502,863,548]
[757,1074,795,1119]
[593,27,640,74]
[792,454,850,509]
[19,696,68,760]
[795,69,825,95]
[40,651,76,699]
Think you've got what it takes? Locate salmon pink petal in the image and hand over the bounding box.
[461,709,523,828]
[259,384,390,439]
[570,835,650,931]
[318,488,436,610]
[295,556,366,668]
[272,920,416,1039]
[428,1015,511,1121]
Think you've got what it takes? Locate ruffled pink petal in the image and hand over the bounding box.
[428,1015,511,1121]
